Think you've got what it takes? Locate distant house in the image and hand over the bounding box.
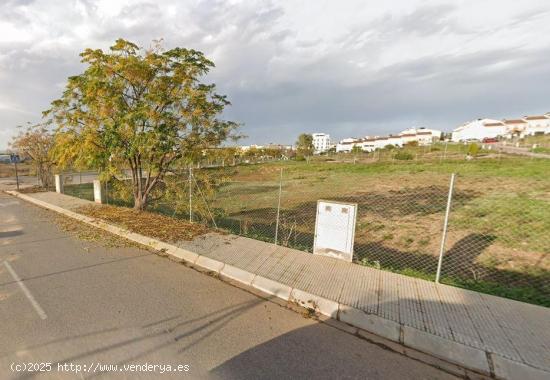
[400,127,442,144]
[373,136,389,150]
[503,119,527,138]
[451,119,506,142]
[524,115,550,136]
[312,133,331,154]
[336,138,359,153]
[452,113,550,142]
[387,135,404,147]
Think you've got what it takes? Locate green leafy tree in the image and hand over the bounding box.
[46,39,239,210]
[296,133,314,162]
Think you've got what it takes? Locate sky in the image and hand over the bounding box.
[1,0,550,149]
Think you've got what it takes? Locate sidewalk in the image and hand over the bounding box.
[8,191,550,379]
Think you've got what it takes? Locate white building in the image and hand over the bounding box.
[358,138,377,152]
[336,138,359,153]
[451,119,506,142]
[524,115,550,136]
[312,133,331,153]
[388,135,404,147]
[373,136,390,150]
[400,127,442,144]
[240,144,264,151]
[452,114,550,142]
[333,125,445,153]
[502,119,527,138]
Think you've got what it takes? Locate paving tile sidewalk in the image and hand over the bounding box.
[14,191,550,378]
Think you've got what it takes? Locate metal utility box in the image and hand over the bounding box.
[313,200,357,262]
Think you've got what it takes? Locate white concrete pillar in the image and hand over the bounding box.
[55,174,63,193]
[93,180,102,204]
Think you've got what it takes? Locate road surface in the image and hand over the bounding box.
[490,143,550,158]
[0,194,457,379]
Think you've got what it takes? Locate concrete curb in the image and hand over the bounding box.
[220,264,256,285]
[290,288,339,318]
[251,275,292,300]
[195,256,225,273]
[491,354,550,380]
[8,190,549,380]
[402,325,490,375]
[338,305,401,343]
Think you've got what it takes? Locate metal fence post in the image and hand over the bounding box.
[14,161,19,191]
[436,172,456,283]
[274,167,283,245]
[189,167,193,222]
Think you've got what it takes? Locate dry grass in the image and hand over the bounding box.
[52,212,140,249]
[77,204,209,242]
[0,163,32,178]
[17,186,49,194]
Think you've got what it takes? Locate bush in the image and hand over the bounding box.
[468,143,480,157]
[394,151,413,160]
[531,147,550,154]
[351,145,363,154]
[405,141,419,147]
[384,144,396,150]
[295,155,306,161]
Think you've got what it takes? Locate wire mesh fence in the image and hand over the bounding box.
[58,158,550,306]
[200,163,550,306]
[61,171,97,201]
[440,171,550,305]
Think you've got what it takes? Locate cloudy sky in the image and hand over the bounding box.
[1,0,550,149]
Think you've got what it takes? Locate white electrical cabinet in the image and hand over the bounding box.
[313,200,357,262]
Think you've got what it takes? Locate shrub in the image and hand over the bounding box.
[394,151,413,160]
[468,143,480,157]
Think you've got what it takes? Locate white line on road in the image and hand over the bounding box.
[3,261,47,320]
[0,201,20,207]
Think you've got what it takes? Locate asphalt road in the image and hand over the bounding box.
[490,143,550,158]
[0,194,458,380]
[0,176,41,191]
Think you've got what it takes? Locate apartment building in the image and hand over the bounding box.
[312,133,331,153]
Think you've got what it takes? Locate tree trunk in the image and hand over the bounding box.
[133,193,147,211]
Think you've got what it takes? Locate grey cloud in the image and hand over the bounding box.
[223,44,550,143]
[338,3,469,52]
[1,0,550,149]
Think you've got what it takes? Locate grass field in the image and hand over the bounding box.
[203,155,549,305]
[62,148,550,306]
[0,163,32,178]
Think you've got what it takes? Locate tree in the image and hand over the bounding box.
[467,143,480,157]
[296,133,314,162]
[351,145,363,154]
[10,123,55,188]
[46,39,239,210]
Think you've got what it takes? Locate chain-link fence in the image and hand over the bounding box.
[61,171,98,201]
[58,158,550,306]
[440,171,549,305]
[202,163,549,306]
